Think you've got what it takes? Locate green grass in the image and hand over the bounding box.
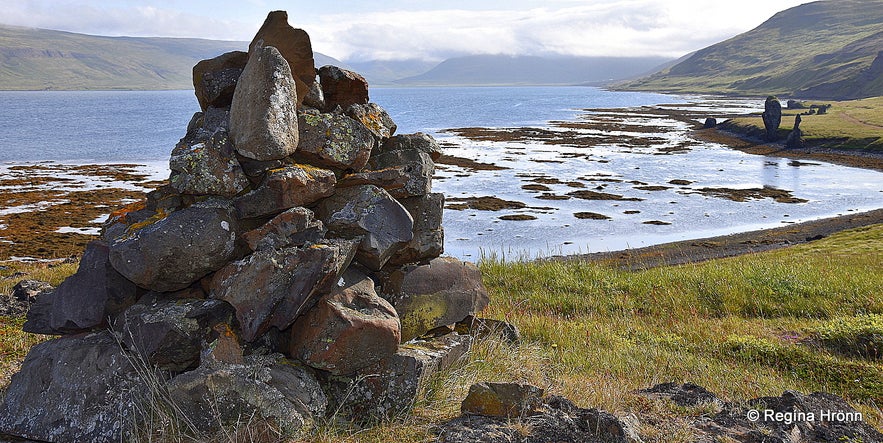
[727,96,883,151]
[2,226,882,441]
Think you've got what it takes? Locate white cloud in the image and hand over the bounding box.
[1,0,813,60]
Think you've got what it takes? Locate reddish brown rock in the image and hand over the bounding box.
[209,240,357,342]
[233,164,336,219]
[249,10,315,108]
[296,110,375,171]
[382,257,489,342]
[241,206,326,251]
[319,65,369,111]
[315,185,413,271]
[192,51,248,111]
[229,45,299,161]
[290,268,400,375]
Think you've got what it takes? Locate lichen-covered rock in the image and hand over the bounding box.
[318,65,369,111]
[108,200,239,293]
[169,128,249,197]
[326,333,471,420]
[192,51,248,111]
[229,45,299,161]
[438,395,641,443]
[209,239,357,342]
[290,268,400,375]
[233,163,336,219]
[387,193,445,266]
[315,184,414,271]
[166,354,326,435]
[363,148,434,198]
[346,103,397,141]
[248,10,316,108]
[241,206,326,251]
[460,382,544,418]
[24,240,139,334]
[296,110,375,171]
[113,294,236,372]
[382,257,490,342]
[303,77,325,110]
[376,132,442,161]
[0,331,148,443]
[1,280,52,317]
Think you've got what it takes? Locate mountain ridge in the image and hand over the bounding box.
[621,0,883,99]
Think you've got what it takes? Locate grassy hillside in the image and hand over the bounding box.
[724,96,883,152]
[3,223,882,441]
[0,24,341,90]
[623,0,883,99]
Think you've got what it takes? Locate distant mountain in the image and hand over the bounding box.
[0,24,342,90]
[346,59,438,85]
[394,54,674,86]
[622,0,883,99]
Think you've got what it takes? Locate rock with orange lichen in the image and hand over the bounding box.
[233,163,336,219]
[169,128,249,197]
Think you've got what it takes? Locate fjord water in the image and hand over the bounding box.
[1,87,881,259]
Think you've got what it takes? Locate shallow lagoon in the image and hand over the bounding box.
[0,88,880,260]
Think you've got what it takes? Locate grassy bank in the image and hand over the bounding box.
[722,96,883,152]
[2,225,882,441]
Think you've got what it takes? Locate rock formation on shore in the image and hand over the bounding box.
[762,96,782,141]
[0,11,489,442]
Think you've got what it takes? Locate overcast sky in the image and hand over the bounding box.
[3,0,815,61]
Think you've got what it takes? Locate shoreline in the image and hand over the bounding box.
[554,207,883,269]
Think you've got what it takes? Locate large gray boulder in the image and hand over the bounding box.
[233,163,336,219]
[387,193,445,266]
[209,239,357,342]
[108,200,239,292]
[296,110,375,171]
[0,331,147,443]
[382,257,490,342]
[113,294,236,372]
[248,10,316,108]
[169,128,249,197]
[192,51,248,111]
[315,184,414,271]
[365,148,435,198]
[376,132,442,161]
[289,268,400,375]
[24,240,139,334]
[166,354,327,436]
[346,103,397,141]
[229,45,299,161]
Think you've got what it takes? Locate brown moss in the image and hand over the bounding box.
[692,186,809,204]
[567,190,643,201]
[668,179,693,186]
[635,185,672,191]
[499,214,537,221]
[574,212,611,220]
[445,196,527,211]
[436,154,508,171]
[643,220,672,225]
[521,184,552,192]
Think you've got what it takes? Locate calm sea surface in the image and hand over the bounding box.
[1,87,881,259]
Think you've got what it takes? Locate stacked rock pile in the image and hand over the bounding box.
[0,11,489,442]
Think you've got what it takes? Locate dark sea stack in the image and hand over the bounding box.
[0,10,489,440]
[762,95,782,141]
[785,114,804,149]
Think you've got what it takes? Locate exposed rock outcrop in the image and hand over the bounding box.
[762,95,782,141]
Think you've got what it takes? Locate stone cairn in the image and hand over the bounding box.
[0,11,489,442]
